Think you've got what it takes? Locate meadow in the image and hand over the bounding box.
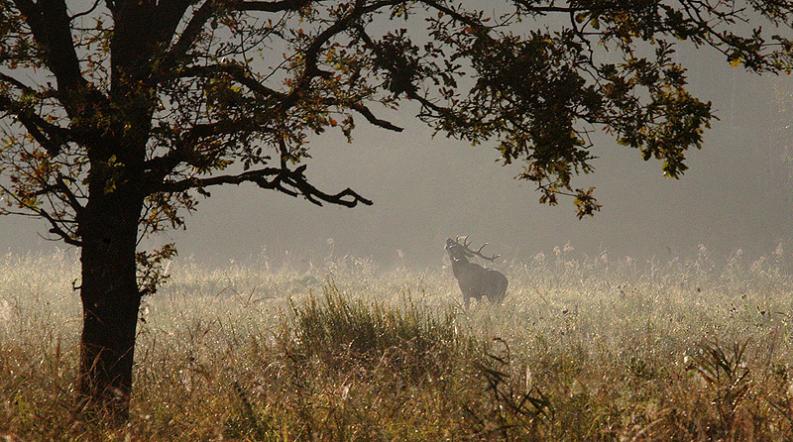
[2,244,793,440]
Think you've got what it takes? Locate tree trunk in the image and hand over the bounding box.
[76,195,143,422]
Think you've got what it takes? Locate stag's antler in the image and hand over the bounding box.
[456,235,500,261]
[469,243,500,261]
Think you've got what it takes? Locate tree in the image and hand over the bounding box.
[1,0,792,421]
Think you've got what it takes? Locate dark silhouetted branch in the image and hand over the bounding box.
[0,183,82,246]
[68,0,101,20]
[157,165,372,207]
[0,95,73,157]
[234,0,313,13]
[12,0,95,116]
[348,102,403,132]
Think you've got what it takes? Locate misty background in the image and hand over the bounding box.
[2,42,792,268]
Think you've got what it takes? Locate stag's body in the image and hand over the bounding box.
[446,237,508,308]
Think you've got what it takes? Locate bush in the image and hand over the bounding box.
[289,282,476,379]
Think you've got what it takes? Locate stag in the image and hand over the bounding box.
[445,236,508,308]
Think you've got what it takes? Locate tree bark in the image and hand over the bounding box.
[76,194,143,422]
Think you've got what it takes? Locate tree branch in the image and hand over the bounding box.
[510,1,585,15]
[68,0,101,20]
[0,95,73,157]
[355,25,451,116]
[278,0,402,110]
[157,165,372,207]
[175,62,403,131]
[233,0,314,13]
[418,0,493,33]
[31,176,86,213]
[162,1,215,67]
[347,101,403,132]
[175,63,286,99]
[0,183,82,246]
[0,72,41,96]
[160,0,312,75]
[151,1,195,55]
[12,0,94,116]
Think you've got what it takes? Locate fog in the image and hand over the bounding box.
[2,37,791,268]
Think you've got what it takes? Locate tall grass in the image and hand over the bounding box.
[2,245,793,440]
[290,284,473,376]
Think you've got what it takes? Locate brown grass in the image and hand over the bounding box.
[2,246,793,440]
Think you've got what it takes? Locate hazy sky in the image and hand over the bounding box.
[2,11,792,268]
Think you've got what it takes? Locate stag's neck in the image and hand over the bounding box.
[451,257,475,277]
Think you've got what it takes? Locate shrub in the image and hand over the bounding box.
[289,282,476,379]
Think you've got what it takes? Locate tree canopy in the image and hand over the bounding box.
[3,1,792,240]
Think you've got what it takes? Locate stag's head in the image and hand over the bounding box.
[445,236,500,263]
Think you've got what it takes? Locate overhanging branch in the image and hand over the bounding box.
[355,26,452,118]
[233,0,314,13]
[160,0,313,75]
[0,183,82,246]
[348,101,403,132]
[0,95,73,157]
[68,0,101,20]
[157,165,372,207]
[12,0,95,117]
[175,63,286,100]
[175,62,403,132]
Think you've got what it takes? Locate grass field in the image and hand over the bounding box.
[2,245,793,440]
